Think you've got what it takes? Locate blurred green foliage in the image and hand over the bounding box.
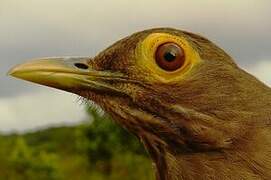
[0,107,154,180]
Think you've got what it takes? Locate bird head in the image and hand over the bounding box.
[8,28,271,166]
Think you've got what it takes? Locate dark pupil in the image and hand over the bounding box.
[163,51,176,62]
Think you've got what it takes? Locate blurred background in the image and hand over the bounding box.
[0,0,270,179]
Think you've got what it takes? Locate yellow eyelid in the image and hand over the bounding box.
[135,33,201,83]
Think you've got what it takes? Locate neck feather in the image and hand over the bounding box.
[144,128,271,180]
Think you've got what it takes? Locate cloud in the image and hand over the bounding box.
[1,0,270,61]
[0,89,87,133]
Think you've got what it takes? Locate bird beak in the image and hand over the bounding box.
[8,57,122,94]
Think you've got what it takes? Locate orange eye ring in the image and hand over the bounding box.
[155,43,185,71]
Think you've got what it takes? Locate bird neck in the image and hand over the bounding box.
[145,128,271,180]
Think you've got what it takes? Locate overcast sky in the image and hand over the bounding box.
[0,0,270,133]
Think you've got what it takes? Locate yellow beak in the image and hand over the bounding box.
[8,57,123,94]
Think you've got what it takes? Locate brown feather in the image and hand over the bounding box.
[82,28,271,180]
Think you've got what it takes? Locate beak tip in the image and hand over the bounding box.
[7,62,33,79]
[7,66,20,77]
[7,68,16,77]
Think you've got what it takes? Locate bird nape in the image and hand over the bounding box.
[8,28,271,180]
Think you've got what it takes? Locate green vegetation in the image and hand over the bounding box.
[0,108,154,180]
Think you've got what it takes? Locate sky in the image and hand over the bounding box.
[0,0,270,133]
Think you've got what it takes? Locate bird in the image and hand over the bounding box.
[8,28,271,180]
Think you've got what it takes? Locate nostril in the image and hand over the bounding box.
[74,63,89,70]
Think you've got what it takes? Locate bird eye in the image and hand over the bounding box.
[155,43,185,71]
